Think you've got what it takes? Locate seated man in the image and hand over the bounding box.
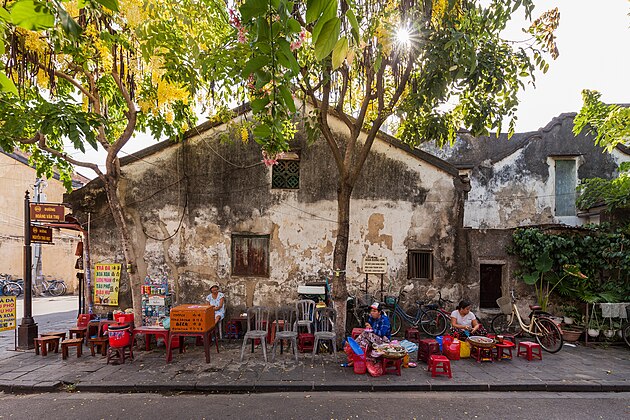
[366,302,391,340]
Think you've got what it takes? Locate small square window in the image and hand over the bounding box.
[408,250,432,280]
[272,159,300,189]
[231,234,270,277]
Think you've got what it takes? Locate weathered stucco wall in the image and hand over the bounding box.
[68,111,469,317]
[0,152,81,292]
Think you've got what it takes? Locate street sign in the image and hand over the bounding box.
[0,296,16,332]
[29,203,65,222]
[362,256,388,274]
[30,226,53,243]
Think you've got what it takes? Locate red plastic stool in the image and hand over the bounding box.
[297,333,315,353]
[427,354,452,378]
[351,328,365,339]
[517,341,542,361]
[225,320,241,339]
[417,338,440,363]
[381,357,403,376]
[494,341,515,361]
[405,328,421,342]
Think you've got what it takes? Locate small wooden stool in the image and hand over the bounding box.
[61,338,84,360]
[405,327,421,342]
[34,336,61,356]
[427,354,452,378]
[69,327,88,342]
[88,336,109,356]
[107,345,133,364]
[381,357,403,376]
[41,331,66,340]
[517,341,542,361]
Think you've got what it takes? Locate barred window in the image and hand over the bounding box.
[408,250,433,280]
[231,234,270,277]
[272,159,300,189]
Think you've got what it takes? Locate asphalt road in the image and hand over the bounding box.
[0,392,628,420]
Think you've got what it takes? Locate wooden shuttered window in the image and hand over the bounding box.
[408,250,433,280]
[231,234,270,277]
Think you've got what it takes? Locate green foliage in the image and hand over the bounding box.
[573,89,630,152]
[576,172,630,212]
[511,226,630,304]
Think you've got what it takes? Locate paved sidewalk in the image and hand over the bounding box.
[1,320,628,394]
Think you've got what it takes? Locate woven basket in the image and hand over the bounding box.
[496,296,512,315]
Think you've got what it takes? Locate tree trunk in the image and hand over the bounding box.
[332,180,353,342]
[103,176,142,327]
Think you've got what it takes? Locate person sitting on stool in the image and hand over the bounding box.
[450,299,487,338]
[206,284,225,325]
[366,302,391,339]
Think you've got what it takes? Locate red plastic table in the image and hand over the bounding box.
[132,326,170,351]
[166,327,219,363]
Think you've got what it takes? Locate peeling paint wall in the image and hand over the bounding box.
[67,112,468,318]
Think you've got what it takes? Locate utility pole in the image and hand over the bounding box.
[17,191,37,349]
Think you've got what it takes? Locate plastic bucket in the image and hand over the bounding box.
[435,336,444,352]
[114,313,134,325]
[108,324,131,347]
[446,340,460,360]
[459,340,471,358]
[353,355,367,374]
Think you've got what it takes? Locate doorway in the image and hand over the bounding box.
[480,264,503,308]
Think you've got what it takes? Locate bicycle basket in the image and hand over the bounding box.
[384,295,398,306]
[424,303,438,310]
[496,296,512,314]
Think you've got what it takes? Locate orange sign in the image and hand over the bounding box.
[30,226,52,243]
[170,305,215,333]
[30,204,65,222]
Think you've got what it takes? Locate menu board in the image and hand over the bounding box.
[93,263,121,306]
[0,296,16,332]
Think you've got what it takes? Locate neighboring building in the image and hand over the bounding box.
[0,148,89,293]
[421,113,630,314]
[66,108,471,317]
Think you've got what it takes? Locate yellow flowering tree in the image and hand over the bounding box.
[0,0,240,320]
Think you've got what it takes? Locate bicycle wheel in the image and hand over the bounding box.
[419,309,447,337]
[49,281,66,297]
[2,282,22,297]
[534,317,563,353]
[391,312,402,336]
[491,313,522,335]
[621,322,630,349]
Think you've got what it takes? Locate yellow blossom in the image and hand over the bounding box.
[165,110,174,124]
[240,127,249,143]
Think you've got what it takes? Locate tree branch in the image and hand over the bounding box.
[33,133,103,177]
[107,70,137,175]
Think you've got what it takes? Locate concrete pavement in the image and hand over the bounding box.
[0,312,628,394]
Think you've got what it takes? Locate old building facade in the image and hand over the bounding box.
[67,111,470,318]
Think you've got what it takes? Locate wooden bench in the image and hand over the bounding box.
[87,336,109,356]
[34,336,61,356]
[107,345,133,365]
[61,338,84,360]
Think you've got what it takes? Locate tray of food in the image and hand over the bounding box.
[373,343,407,359]
[467,335,495,348]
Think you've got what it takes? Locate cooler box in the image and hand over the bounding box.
[170,304,215,333]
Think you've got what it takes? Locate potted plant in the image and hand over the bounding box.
[561,304,582,326]
[587,310,601,338]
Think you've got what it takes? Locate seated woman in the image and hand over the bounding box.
[205,284,225,325]
[450,300,487,338]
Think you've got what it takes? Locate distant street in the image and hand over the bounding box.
[0,391,629,419]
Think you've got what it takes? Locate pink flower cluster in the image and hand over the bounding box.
[228,8,248,44]
[262,150,278,167]
[290,29,307,51]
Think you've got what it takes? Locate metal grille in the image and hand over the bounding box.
[272,160,300,189]
[408,250,432,280]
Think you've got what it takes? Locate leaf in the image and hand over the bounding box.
[278,40,300,74]
[522,272,539,286]
[95,0,119,12]
[10,0,54,30]
[78,0,87,8]
[0,72,18,95]
[250,96,270,113]
[253,123,272,138]
[55,3,82,38]
[306,0,326,24]
[331,37,348,69]
[346,9,360,43]
[287,18,301,34]
[535,252,553,273]
[0,7,10,22]
[240,0,268,22]
[242,56,268,77]
[314,17,340,61]
[320,0,338,22]
[278,85,296,113]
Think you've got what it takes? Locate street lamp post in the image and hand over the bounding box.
[17,191,38,349]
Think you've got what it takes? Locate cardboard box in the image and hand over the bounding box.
[170,304,215,333]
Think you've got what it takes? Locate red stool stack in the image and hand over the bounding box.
[225,320,241,339]
[427,354,452,378]
[351,328,365,339]
[381,357,403,376]
[417,338,441,363]
[517,341,542,361]
[297,333,315,353]
[405,327,421,342]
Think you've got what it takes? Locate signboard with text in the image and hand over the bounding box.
[93,263,121,306]
[0,296,17,332]
[30,203,65,222]
[30,226,53,243]
[362,256,388,274]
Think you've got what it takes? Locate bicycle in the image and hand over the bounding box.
[385,288,450,337]
[622,305,630,349]
[345,291,376,335]
[0,274,23,297]
[16,278,67,297]
[491,290,563,353]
